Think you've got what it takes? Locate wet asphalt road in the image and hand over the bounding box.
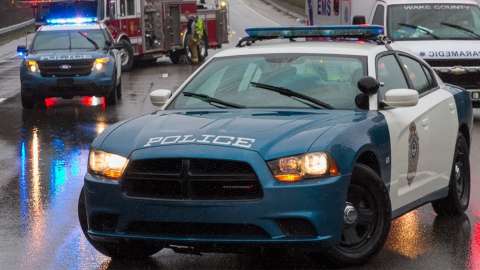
[0,1,479,269]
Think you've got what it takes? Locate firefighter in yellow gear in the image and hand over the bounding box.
[187,15,206,65]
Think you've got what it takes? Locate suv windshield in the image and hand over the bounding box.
[169,54,366,110]
[389,4,480,40]
[32,29,107,51]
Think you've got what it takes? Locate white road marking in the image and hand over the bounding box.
[0,98,6,103]
[238,0,280,26]
[162,73,169,78]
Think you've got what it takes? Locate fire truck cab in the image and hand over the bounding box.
[23,0,229,71]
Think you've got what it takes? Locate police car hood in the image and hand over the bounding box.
[396,40,480,59]
[96,110,364,160]
[28,50,105,61]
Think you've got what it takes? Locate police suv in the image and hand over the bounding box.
[18,18,122,109]
[78,26,473,266]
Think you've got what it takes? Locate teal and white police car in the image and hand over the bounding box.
[79,26,473,266]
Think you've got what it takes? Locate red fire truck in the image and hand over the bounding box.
[20,0,229,70]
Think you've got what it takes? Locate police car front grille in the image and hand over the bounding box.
[38,59,94,77]
[122,159,263,200]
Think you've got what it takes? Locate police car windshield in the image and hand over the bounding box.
[32,29,107,51]
[170,54,366,110]
[389,4,480,40]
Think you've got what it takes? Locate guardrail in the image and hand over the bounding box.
[0,19,34,36]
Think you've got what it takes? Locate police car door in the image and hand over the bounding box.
[376,53,452,214]
[396,53,458,208]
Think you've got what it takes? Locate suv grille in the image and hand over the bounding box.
[122,159,262,200]
[38,59,94,77]
[437,73,480,89]
[425,59,480,89]
[424,59,480,67]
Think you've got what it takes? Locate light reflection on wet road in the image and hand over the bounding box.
[0,0,479,269]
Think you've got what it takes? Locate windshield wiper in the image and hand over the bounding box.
[183,92,245,109]
[398,23,440,40]
[77,31,99,50]
[250,82,333,109]
[440,22,480,39]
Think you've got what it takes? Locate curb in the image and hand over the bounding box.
[0,19,34,36]
[261,0,306,22]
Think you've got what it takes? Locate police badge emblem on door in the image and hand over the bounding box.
[407,122,419,185]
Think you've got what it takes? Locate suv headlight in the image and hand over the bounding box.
[88,150,129,180]
[93,57,110,72]
[26,60,39,73]
[268,152,339,183]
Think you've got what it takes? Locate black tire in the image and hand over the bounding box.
[322,164,391,267]
[78,188,162,259]
[21,88,35,109]
[116,80,122,100]
[432,134,470,216]
[105,83,117,105]
[119,39,134,72]
[169,50,181,64]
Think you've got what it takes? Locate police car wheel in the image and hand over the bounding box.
[119,40,134,72]
[116,81,122,100]
[78,188,162,259]
[432,134,470,216]
[106,84,117,105]
[21,91,35,109]
[323,164,391,267]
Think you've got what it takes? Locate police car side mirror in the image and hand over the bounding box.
[358,76,380,95]
[383,89,419,107]
[150,89,172,107]
[17,45,28,57]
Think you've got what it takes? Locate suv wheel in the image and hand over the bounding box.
[21,88,35,109]
[105,83,117,105]
[116,81,122,100]
[78,188,162,259]
[321,164,391,267]
[432,134,470,216]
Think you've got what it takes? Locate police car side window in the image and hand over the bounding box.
[372,5,385,26]
[377,55,409,93]
[399,56,431,94]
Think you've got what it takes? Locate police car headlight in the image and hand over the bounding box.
[26,60,39,73]
[88,150,129,180]
[93,57,110,71]
[268,152,339,183]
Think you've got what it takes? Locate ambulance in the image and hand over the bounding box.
[307,0,480,107]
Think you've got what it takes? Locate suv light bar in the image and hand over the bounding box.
[46,17,97,25]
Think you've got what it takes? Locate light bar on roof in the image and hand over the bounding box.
[46,17,97,25]
[245,25,384,39]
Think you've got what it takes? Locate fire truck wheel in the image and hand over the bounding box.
[169,51,181,64]
[119,39,134,72]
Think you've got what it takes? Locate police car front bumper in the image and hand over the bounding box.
[83,145,350,250]
[21,71,114,98]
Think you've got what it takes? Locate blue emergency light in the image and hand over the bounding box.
[245,25,384,39]
[46,17,97,25]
